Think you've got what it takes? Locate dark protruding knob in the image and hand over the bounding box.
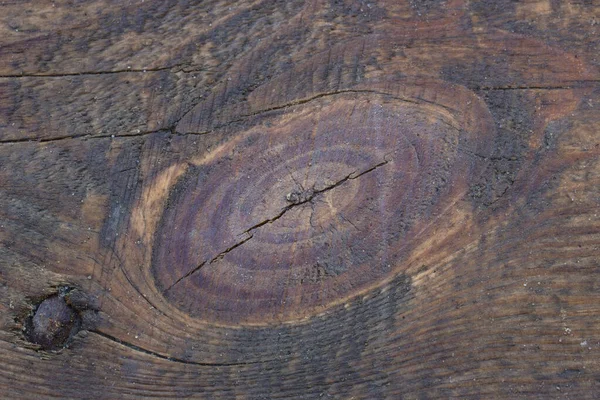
[26,295,80,350]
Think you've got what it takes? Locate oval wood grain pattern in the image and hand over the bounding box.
[1,0,599,399]
[154,88,493,324]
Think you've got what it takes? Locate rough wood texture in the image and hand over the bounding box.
[1,0,599,398]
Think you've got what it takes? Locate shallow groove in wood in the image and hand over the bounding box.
[0,63,198,78]
[88,330,270,367]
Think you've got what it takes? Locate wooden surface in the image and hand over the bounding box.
[1,0,599,398]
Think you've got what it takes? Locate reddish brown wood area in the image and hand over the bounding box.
[1,0,599,398]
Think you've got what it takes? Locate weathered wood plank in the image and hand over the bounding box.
[1,0,599,398]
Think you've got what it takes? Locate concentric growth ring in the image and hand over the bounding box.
[152,91,493,324]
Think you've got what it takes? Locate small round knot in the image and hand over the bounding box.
[25,295,80,350]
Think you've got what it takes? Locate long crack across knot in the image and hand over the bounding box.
[163,158,390,292]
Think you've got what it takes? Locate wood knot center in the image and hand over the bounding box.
[285,188,314,204]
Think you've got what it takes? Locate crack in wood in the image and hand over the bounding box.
[0,63,212,79]
[164,158,390,291]
[176,89,427,136]
[0,129,167,145]
[0,90,406,146]
[473,81,600,90]
[241,158,390,235]
[89,330,270,367]
[163,233,255,293]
